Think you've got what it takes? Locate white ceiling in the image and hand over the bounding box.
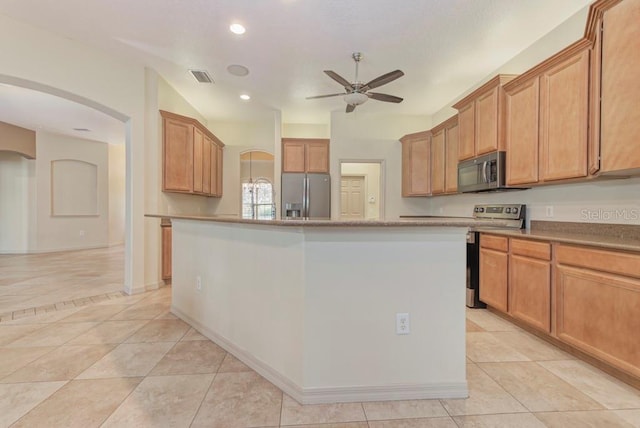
[0,84,125,144]
[0,0,592,137]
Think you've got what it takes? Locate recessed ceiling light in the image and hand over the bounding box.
[240,94,251,101]
[230,23,246,35]
[227,64,249,77]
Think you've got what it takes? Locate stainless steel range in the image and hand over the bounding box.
[467,204,526,308]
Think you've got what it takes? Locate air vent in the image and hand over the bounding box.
[73,128,91,132]
[189,69,213,84]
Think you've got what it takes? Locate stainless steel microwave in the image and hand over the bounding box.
[458,151,525,193]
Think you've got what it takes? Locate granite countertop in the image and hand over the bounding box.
[146,214,517,228]
[477,221,640,252]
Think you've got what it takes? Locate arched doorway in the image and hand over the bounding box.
[0,75,134,294]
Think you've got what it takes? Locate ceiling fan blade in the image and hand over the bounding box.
[346,104,356,113]
[367,92,403,103]
[324,70,353,89]
[306,93,345,100]
[362,70,404,91]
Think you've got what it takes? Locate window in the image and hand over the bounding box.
[242,179,275,220]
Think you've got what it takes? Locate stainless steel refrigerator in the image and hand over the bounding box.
[281,173,331,219]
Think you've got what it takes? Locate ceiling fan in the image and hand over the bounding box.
[307,52,404,113]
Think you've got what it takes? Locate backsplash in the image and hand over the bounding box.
[427,176,640,228]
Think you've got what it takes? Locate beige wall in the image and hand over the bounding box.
[0,121,35,158]
[282,123,330,139]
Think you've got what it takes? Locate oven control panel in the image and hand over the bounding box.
[473,204,525,220]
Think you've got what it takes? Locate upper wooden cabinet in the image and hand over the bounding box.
[162,114,194,192]
[586,0,640,175]
[430,115,459,195]
[399,131,430,197]
[160,110,224,197]
[430,129,445,195]
[453,75,516,161]
[282,138,329,173]
[504,40,590,186]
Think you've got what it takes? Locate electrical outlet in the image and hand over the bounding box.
[396,313,410,335]
[196,276,202,291]
[545,206,554,218]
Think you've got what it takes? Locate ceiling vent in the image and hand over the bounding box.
[189,69,213,84]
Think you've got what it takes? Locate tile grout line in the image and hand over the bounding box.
[0,291,127,323]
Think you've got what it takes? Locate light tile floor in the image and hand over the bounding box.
[1,247,640,427]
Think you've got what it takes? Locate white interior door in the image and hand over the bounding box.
[340,176,365,219]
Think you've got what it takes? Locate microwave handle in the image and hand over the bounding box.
[481,161,489,183]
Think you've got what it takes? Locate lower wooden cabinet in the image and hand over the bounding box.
[509,239,551,333]
[479,233,640,382]
[555,244,640,378]
[161,220,172,281]
[479,235,509,312]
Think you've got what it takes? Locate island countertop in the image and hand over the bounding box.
[146,213,517,228]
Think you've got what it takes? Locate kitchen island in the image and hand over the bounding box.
[149,215,493,404]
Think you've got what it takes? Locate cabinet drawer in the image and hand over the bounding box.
[557,245,640,279]
[511,239,551,261]
[480,234,508,252]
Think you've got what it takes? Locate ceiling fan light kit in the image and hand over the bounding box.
[307,52,404,113]
[343,92,368,106]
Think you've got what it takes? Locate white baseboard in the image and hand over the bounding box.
[172,305,468,405]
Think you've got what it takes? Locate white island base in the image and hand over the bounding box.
[171,218,469,404]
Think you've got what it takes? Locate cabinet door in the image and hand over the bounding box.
[457,102,475,160]
[163,117,193,192]
[539,49,589,181]
[430,129,445,194]
[475,88,499,155]
[509,255,551,332]
[556,264,640,378]
[506,78,540,185]
[401,140,412,197]
[216,145,223,197]
[479,248,508,312]
[409,137,430,196]
[161,225,172,280]
[202,136,212,195]
[305,140,329,173]
[282,140,306,173]
[192,127,204,193]
[210,144,223,197]
[600,0,640,173]
[444,123,459,193]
